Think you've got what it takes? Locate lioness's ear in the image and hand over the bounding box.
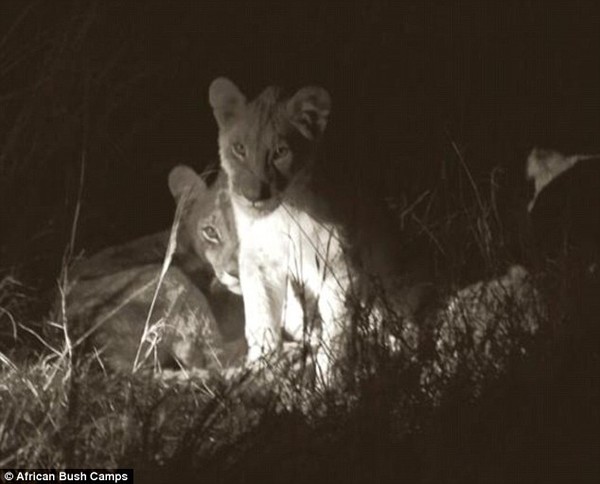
[168,165,207,202]
[208,77,246,129]
[287,86,331,139]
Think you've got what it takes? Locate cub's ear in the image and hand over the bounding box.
[287,86,331,139]
[529,147,549,159]
[168,165,207,202]
[208,77,246,129]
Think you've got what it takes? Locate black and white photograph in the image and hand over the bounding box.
[0,1,599,483]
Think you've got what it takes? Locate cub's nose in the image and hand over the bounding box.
[242,182,271,203]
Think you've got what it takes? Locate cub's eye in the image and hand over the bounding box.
[231,142,246,159]
[273,145,289,159]
[201,226,220,244]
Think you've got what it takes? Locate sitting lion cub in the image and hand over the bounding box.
[209,78,417,384]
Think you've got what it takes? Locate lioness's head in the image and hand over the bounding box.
[208,78,331,215]
[168,165,241,294]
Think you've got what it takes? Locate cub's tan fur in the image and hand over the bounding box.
[168,165,246,357]
[209,78,415,383]
[169,165,241,295]
[67,264,224,372]
[71,166,240,297]
[66,166,245,371]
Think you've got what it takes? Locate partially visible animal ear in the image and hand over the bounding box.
[168,165,207,202]
[529,147,547,159]
[208,77,246,129]
[287,86,331,139]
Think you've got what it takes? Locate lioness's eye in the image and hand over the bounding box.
[232,142,246,159]
[202,226,220,244]
[274,145,289,159]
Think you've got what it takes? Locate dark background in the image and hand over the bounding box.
[1,0,599,283]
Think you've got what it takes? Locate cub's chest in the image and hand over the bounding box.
[241,209,304,261]
[242,217,291,267]
[239,207,346,277]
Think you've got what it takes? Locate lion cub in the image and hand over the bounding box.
[208,78,409,383]
[168,165,241,297]
[66,165,245,371]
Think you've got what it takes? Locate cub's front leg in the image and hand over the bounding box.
[240,256,285,364]
[314,270,353,386]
